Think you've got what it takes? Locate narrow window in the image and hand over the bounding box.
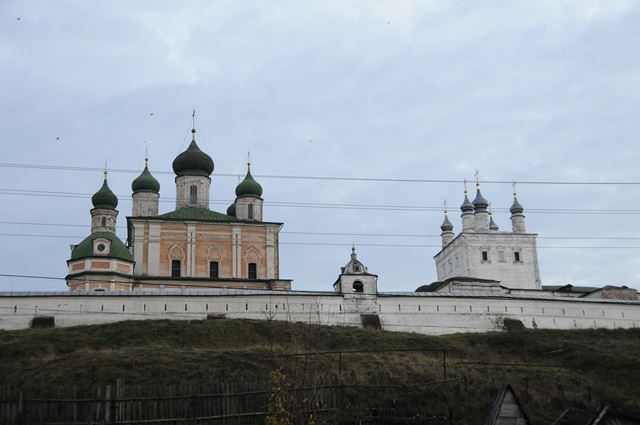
[352,281,364,293]
[189,185,198,204]
[101,217,107,227]
[209,261,219,279]
[248,203,254,220]
[248,262,257,279]
[482,251,488,261]
[171,260,181,277]
[514,251,521,262]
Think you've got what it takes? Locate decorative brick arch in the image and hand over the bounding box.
[243,246,261,279]
[168,243,185,261]
[243,246,260,263]
[205,246,222,262]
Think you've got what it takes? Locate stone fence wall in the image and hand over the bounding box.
[0,291,638,334]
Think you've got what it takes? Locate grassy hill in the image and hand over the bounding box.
[1,319,639,424]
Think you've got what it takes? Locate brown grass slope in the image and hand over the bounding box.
[0,319,639,425]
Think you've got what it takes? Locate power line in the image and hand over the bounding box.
[0,232,639,249]
[0,273,65,280]
[2,220,640,240]
[2,161,640,186]
[2,188,640,215]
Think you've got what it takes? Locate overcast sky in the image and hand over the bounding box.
[1,0,640,292]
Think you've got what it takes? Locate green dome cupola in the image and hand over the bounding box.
[172,128,214,177]
[226,202,236,216]
[92,172,118,210]
[235,163,263,197]
[132,158,160,193]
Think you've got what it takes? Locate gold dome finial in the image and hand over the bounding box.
[474,169,480,189]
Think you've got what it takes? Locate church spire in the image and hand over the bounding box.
[510,184,526,232]
[440,201,455,247]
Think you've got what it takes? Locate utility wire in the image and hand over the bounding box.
[2,220,640,240]
[2,188,640,215]
[0,232,639,249]
[2,161,640,186]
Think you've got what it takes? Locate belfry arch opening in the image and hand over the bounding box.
[353,281,364,293]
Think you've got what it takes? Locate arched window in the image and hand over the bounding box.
[209,261,219,279]
[353,281,364,293]
[171,260,181,278]
[248,203,254,220]
[248,262,257,280]
[101,217,107,227]
[190,185,198,204]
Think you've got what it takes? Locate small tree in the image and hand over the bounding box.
[266,368,292,425]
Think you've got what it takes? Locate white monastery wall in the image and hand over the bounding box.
[1,291,638,335]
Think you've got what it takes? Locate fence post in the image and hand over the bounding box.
[442,351,447,380]
[72,386,77,423]
[116,378,123,422]
[191,395,198,425]
[105,384,111,423]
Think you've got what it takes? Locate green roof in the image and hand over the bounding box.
[157,207,235,221]
[235,167,263,197]
[226,203,236,217]
[172,131,214,177]
[91,176,118,210]
[70,231,133,261]
[131,161,160,193]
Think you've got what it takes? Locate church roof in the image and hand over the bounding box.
[489,215,499,231]
[156,207,235,221]
[131,160,160,193]
[441,214,453,232]
[70,231,133,261]
[172,129,214,177]
[473,188,489,210]
[460,191,474,212]
[91,174,118,210]
[510,195,524,214]
[341,247,374,275]
[226,202,236,217]
[235,165,263,197]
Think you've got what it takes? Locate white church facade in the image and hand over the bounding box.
[433,184,541,291]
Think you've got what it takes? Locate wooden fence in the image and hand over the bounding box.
[0,375,342,425]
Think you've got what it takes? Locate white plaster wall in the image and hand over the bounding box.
[132,192,159,217]
[436,233,540,290]
[175,176,211,209]
[147,224,161,275]
[1,292,638,335]
[235,197,263,221]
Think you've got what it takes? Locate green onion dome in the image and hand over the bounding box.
[172,129,214,177]
[226,202,236,217]
[235,165,263,197]
[132,160,160,193]
[91,173,118,210]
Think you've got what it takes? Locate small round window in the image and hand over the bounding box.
[97,243,106,252]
